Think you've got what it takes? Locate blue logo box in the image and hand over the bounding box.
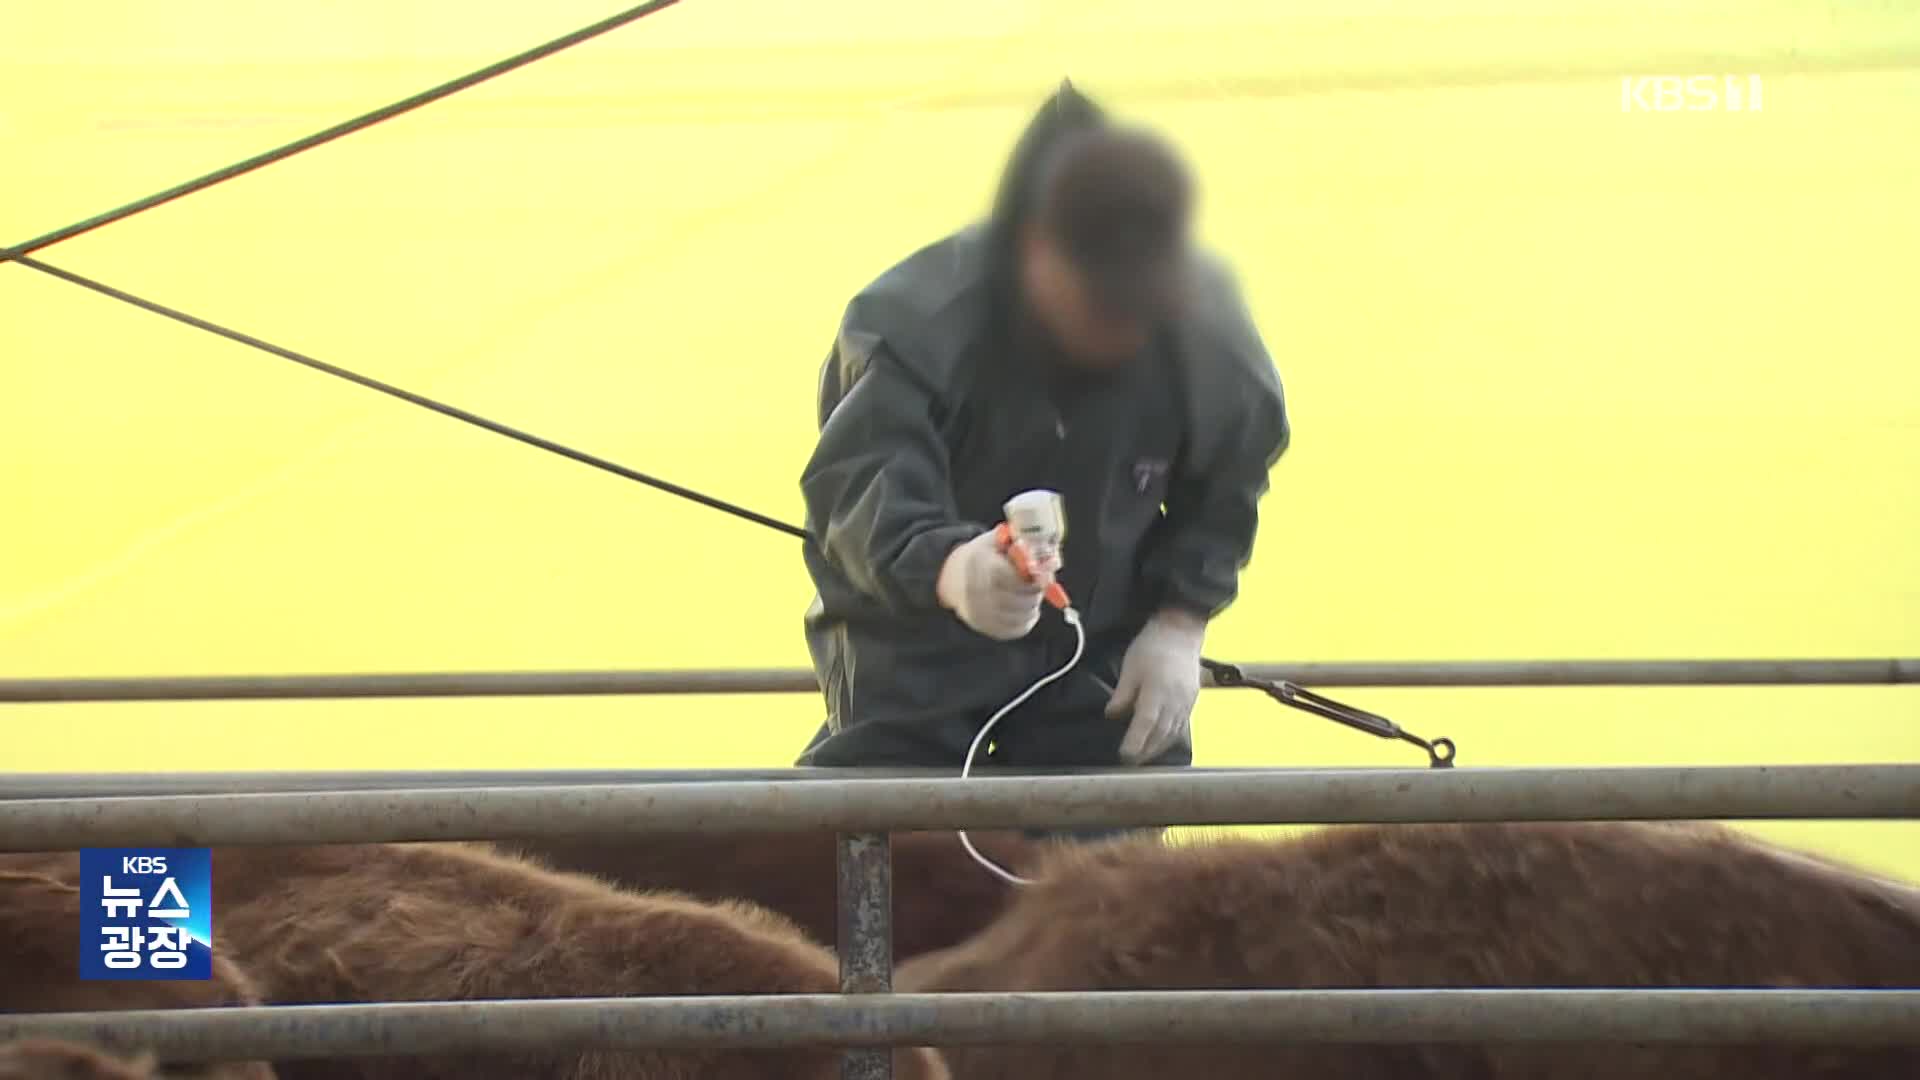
[79,848,213,980]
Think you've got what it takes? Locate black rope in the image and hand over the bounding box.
[16,253,1457,764]
[15,255,801,539]
[17,254,1454,764]
[0,0,684,265]
[2,0,1453,766]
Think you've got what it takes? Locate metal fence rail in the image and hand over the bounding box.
[5,763,1918,1076]
[3,658,1914,702]
[3,765,1916,850]
[4,991,1918,1059]
[0,765,1263,800]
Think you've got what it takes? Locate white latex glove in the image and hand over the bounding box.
[935,530,1049,641]
[1104,609,1206,763]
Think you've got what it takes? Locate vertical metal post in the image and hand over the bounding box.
[836,831,894,1080]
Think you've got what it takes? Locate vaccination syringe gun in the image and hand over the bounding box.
[993,489,1074,617]
[963,488,1085,887]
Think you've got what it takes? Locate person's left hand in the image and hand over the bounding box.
[1104,609,1207,764]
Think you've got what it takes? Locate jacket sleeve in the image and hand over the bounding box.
[801,331,984,613]
[1143,290,1291,620]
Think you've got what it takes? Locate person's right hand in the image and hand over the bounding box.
[935,530,1049,641]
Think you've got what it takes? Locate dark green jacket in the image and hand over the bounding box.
[796,84,1289,767]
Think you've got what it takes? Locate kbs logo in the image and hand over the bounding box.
[80,847,214,980]
[1621,74,1764,113]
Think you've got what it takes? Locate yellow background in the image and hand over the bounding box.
[4,4,1917,874]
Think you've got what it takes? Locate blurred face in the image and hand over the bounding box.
[1016,226,1153,369]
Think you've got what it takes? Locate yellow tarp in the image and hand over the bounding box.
[4,2,1917,875]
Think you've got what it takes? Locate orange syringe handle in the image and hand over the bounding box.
[995,522,1071,610]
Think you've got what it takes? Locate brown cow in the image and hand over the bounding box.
[214,842,948,1080]
[0,1040,176,1080]
[6,845,950,1080]
[506,830,1040,962]
[0,870,275,1080]
[896,822,1920,1079]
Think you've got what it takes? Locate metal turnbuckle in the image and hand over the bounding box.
[1201,659,1457,768]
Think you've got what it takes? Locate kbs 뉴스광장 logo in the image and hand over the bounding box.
[79,848,213,980]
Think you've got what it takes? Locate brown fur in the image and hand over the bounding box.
[0,1040,261,1080]
[6,846,949,1080]
[0,871,276,1080]
[205,843,946,1080]
[0,1040,156,1080]
[505,831,1037,962]
[896,822,1920,1079]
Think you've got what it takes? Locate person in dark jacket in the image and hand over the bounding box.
[796,81,1289,778]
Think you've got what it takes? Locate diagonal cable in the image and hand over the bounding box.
[0,0,684,264]
[14,254,806,539]
[4,0,1436,755]
[14,253,1445,760]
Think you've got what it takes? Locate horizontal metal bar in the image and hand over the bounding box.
[0,668,812,701]
[0,766,1258,800]
[2,991,1915,1059]
[2,765,1914,850]
[1,659,1912,703]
